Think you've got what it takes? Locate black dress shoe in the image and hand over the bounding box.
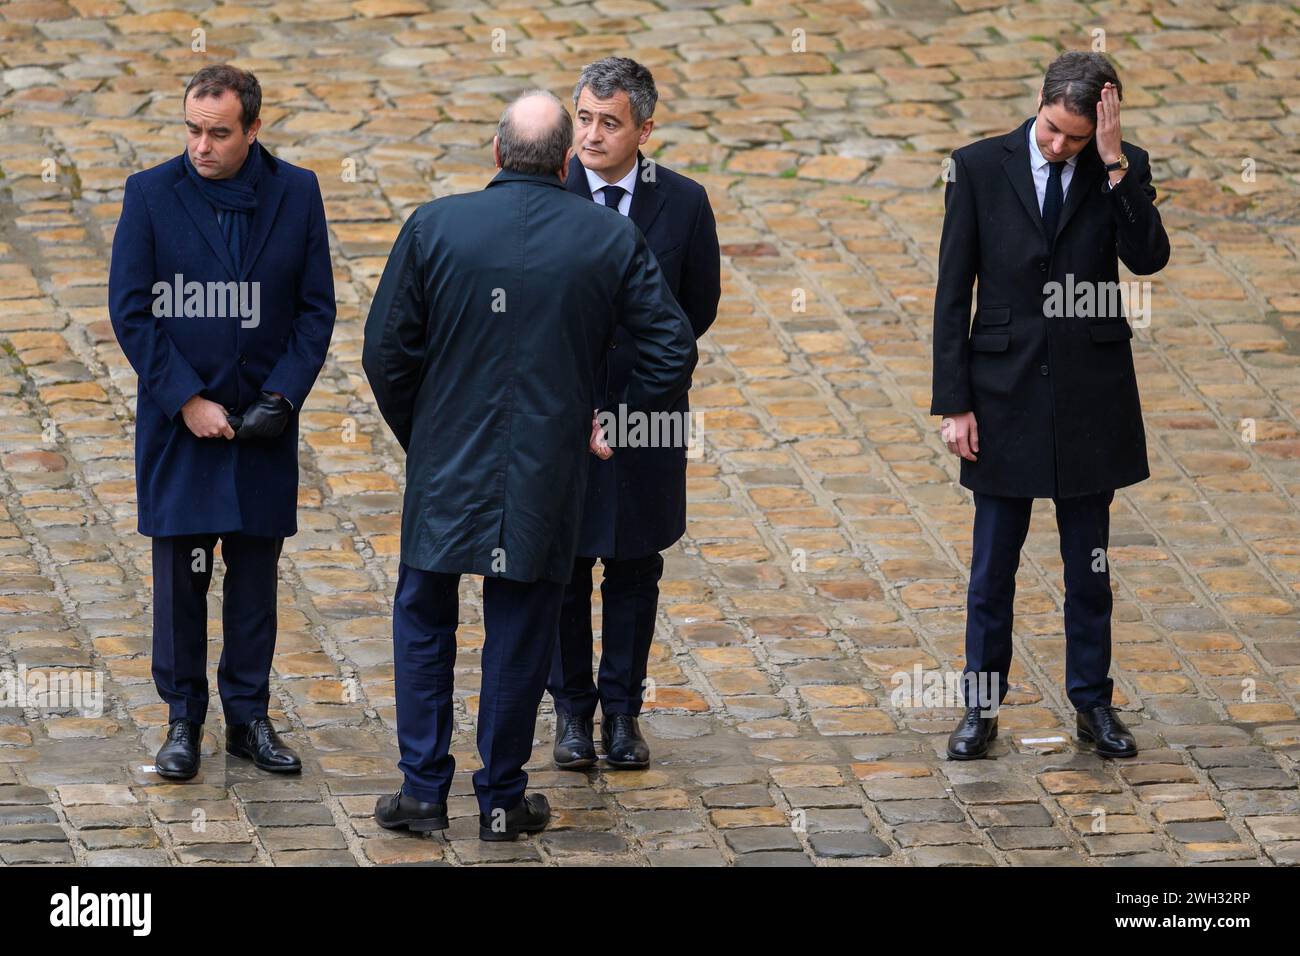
[479,792,551,842]
[553,711,596,770]
[155,718,201,780]
[1077,705,1138,758]
[946,706,998,760]
[601,714,650,769]
[225,717,302,773]
[374,791,449,832]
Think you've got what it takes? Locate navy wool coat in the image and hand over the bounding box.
[108,145,336,538]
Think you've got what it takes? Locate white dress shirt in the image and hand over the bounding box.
[583,161,637,217]
[1027,119,1077,211]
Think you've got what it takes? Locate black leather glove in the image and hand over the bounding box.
[227,391,291,440]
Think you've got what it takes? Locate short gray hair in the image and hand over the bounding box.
[496,90,573,176]
[572,56,658,127]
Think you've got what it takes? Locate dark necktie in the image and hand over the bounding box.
[1041,160,1065,245]
[601,184,626,211]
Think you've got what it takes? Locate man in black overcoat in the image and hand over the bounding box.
[548,57,722,771]
[363,91,697,840]
[931,52,1169,760]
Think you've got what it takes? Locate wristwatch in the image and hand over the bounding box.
[1103,154,1129,172]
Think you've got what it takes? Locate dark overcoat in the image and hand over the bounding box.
[108,144,336,537]
[362,168,698,585]
[931,117,1170,499]
[565,152,721,559]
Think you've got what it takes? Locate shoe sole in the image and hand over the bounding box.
[554,756,597,770]
[225,745,303,774]
[154,765,199,781]
[1076,728,1137,759]
[377,816,449,833]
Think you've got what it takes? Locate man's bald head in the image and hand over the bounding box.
[494,89,574,178]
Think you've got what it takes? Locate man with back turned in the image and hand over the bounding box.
[363,91,697,841]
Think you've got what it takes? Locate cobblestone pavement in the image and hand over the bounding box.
[2,0,1299,867]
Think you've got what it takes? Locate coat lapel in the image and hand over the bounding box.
[565,155,592,199]
[240,150,286,280]
[1002,118,1045,244]
[174,171,239,280]
[628,150,666,236]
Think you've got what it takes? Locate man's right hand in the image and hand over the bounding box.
[940,410,979,462]
[181,395,235,440]
[589,410,612,459]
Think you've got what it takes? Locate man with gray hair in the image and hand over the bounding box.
[549,57,721,771]
[364,89,697,840]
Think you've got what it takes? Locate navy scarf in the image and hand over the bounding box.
[183,141,262,273]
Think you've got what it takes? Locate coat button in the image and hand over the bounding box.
[238,355,247,366]
[1040,364,1049,376]
[1038,260,1047,272]
[609,342,617,350]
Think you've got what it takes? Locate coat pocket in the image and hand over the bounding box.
[1087,320,1133,343]
[977,306,1010,326]
[969,331,1010,352]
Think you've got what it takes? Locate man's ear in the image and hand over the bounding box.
[638,119,654,146]
[493,135,502,171]
[1035,87,1043,111]
[557,144,574,180]
[246,117,262,143]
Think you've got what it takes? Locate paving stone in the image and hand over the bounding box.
[243,802,336,827]
[723,826,803,854]
[809,831,891,858]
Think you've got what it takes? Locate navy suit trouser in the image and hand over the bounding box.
[393,563,562,816]
[964,490,1116,713]
[152,532,284,726]
[548,552,664,720]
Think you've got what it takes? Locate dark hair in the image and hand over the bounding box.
[572,56,658,127]
[1040,51,1121,118]
[184,64,262,132]
[496,90,573,176]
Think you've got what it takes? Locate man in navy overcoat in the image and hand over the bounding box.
[108,65,335,780]
[548,58,721,770]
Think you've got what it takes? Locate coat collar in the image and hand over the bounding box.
[172,142,286,280]
[487,168,568,190]
[1002,116,1102,247]
[566,151,667,236]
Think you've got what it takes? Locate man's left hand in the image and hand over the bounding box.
[228,391,292,440]
[1096,81,1123,166]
